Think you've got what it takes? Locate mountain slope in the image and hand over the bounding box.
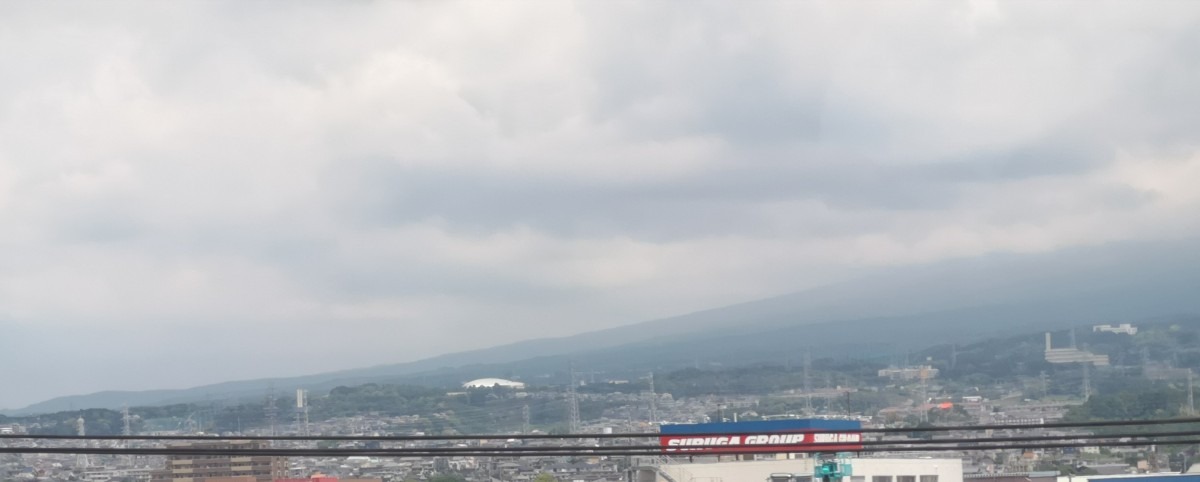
[9,237,1200,415]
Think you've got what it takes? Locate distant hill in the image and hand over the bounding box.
[9,237,1200,415]
[12,317,1200,436]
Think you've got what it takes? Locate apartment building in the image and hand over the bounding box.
[149,441,287,482]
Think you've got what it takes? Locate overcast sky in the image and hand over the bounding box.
[2,1,1200,408]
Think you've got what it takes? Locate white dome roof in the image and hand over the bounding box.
[463,378,526,389]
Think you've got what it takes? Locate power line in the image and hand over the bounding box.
[10,416,1200,441]
[11,428,1200,454]
[16,429,1200,453]
[5,438,1200,457]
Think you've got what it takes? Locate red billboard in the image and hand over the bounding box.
[658,420,863,454]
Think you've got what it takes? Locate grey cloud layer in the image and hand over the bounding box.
[2,1,1200,407]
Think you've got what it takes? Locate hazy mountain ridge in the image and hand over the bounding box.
[11,315,1200,437]
[8,238,1200,415]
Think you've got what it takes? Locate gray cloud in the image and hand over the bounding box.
[2,1,1200,408]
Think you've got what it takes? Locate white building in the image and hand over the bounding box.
[82,467,153,482]
[1044,333,1110,365]
[1093,324,1138,335]
[462,378,526,389]
[635,457,963,482]
[878,366,939,381]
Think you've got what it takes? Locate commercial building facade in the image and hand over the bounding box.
[149,441,288,482]
[635,457,964,482]
[659,419,864,453]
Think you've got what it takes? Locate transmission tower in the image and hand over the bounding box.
[567,363,581,433]
[120,404,134,466]
[295,389,310,436]
[918,367,929,423]
[264,388,279,437]
[803,350,813,413]
[647,372,658,424]
[1188,369,1195,416]
[121,405,132,436]
[75,417,88,469]
[522,404,531,434]
[1082,362,1092,401]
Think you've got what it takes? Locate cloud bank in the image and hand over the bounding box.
[2,1,1200,407]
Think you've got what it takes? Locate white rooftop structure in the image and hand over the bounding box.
[1093,323,1138,335]
[463,378,526,389]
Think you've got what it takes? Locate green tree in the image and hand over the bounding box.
[534,474,558,482]
[429,474,467,482]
